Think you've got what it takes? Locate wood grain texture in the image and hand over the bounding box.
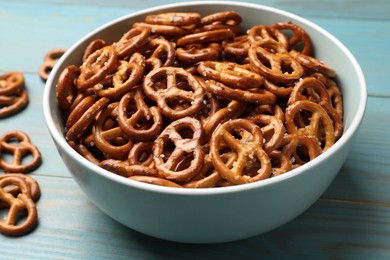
[1,0,390,258]
[1,175,390,259]
[1,2,389,96]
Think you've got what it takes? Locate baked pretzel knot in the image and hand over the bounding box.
[197,61,264,89]
[249,40,304,83]
[210,119,272,185]
[143,67,204,120]
[0,175,39,236]
[0,131,41,173]
[39,48,66,81]
[118,89,163,142]
[0,71,28,118]
[153,117,204,182]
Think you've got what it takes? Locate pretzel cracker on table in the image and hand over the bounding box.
[55,11,343,188]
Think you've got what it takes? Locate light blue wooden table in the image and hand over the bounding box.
[1,0,390,258]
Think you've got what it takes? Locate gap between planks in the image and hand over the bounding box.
[320,197,390,207]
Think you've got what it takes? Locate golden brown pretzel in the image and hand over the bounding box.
[143,67,204,120]
[201,99,243,140]
[312,72,344,121]
[139,38,176,67]
[223,35,251,59]
[201,79,276,105]
[68,140,101,165]
[210,119,272,184]
[39,48,66,81]
[66,95,109,141]
[153,117,204,182]
[56,65,80,111]
[117,89,163,142]
[0,173,40,206]
[132,22,190,37]
[290,50,336,78]
[76,46,118,91]
[246,107,286,153]
[279,134,322,167]
[144,57,163,74]
[99,159,158,178]
[182,154,223,188]
[197,22,243,35]
[285,100,335,151]
[200,11,242,26]
[128,141,154,167]
[0,71,24,96]
[92,102,133,159]
[248,25,288,48]
[82,39,106,62]
[97,59,144,99]
[129,175,183,188]
[262,79,293,98]
[176,43,222,63]
[0,88,29,119]
[197,61,264,89]
[268,150,293,176]
[0,131,41,173]
[145,12,201,27]
[288,77,343,140]
[177,28,235,47]
[113,27,150,59]
[272,22,313,55]
[0,176,38,236]
[249,40,304,83]
[197,90,221,124]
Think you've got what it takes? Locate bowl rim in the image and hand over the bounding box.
[43,0,367,196]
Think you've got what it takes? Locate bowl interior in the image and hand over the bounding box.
[44,1,367,194]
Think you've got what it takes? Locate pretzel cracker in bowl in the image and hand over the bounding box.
[54,10,343,188]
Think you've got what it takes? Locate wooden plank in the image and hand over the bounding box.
[1,175,389,259]
[309,17,390,98]
[1,2,389,96]
[0,2,133,72]
[27,0,390,20]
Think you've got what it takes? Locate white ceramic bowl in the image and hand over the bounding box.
[43,1,367,243]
